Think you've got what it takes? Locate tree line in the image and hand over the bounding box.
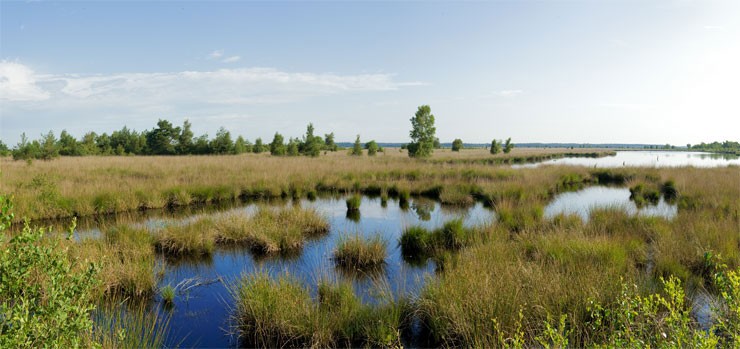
[0,105,514,160]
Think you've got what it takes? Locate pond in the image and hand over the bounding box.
[544,186,677,222]
[76,196,492,348]
[514,151,740,168]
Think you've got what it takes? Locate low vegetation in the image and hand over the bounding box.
[230,272,409,348]
[333,233,387,270]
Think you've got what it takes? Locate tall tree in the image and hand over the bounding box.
[408,105,436,158]
[146,119,180,155]
[57,130,80,156]
[178,120,194,154]
[253,138,265,153]
[324,132,337,151]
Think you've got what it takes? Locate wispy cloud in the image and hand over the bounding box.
[495,89,523,98]
[207,50,224,59]
[1,62,422,106]
[222,55,241,63]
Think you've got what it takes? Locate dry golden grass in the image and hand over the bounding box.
[0,148,613,220]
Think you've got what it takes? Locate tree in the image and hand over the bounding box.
[490,139,502,155]
[39,131,60,160]
[192,134,211,154]
[12,133,40,160]
[210,127,234,154]
[365,140,379,156]
[503,137,514,154]
[0,139,9,156]
[287,137,300,156]
[178,120,194,154]
[408,105,436,158]
[234,136,248,154]
[79,132,99,156]
[299,123,324,157]
[452,139,463,152]
[253,138,265,153]
[324,132,337,151]
[146,119,180,155]
[57,130,80,156]
[350,135,363,156]
[433,137,441,149]
[270,132,286,156]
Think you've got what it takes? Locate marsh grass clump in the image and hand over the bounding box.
[629,183,661,206]
[155,218,217,257]
[439,186,474,206]
[333,233,387,270]
[661,179,679,202]
[92,297,170,348]
[71,225,158,297]
[431,218,467,250]
[160,284,175,305]
[230,272,408,348]
[346,195,361,211]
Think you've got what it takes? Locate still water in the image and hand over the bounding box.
[84,196,491,347]
[545,186,677,222]
[515,151,740,168]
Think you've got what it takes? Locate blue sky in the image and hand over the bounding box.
[1,1,738,145]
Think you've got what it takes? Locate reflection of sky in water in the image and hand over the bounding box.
[545,186,677,222]
[75,196,493,348]
[514,151,740,169]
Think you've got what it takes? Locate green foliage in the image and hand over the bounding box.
[0,139,10,156]
[287,137,300,156]
[504,137,514,154]
[408,105,436,158]
[324,132,338,151]
[350,135,363,156]
[253,137,265,153]
[490,139,502,154]
[233,135,249,154]
[365,140,379,156]
[210,127,234,154]
[269,132,286,156]
[160,285,175,305]
[299,123,324,157]
[0,196,100,347]
[145,119,180,155]
[452,138,463,152]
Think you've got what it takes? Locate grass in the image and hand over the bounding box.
[333,233,387,270]
[160,284,175,305]
[154,207,329,257]
[345,194,361,211]
[230,272,409,348]
[1,148,618,221]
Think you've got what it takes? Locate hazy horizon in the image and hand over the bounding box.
[2,1,739,146]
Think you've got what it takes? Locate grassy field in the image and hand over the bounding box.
[2,149,739,347]
[0,148,615,221]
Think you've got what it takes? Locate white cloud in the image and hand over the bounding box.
[222,56,241,63]
[207,50,224,59]
[0,61,50,101]
[2,63,421,108]
[495,89,523,98]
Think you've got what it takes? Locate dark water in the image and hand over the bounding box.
[79,196,492,348]
[514,151,740,168]
[544,186,677,221]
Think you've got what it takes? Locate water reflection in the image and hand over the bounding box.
[545,186,677,222]
[515,151,740,168]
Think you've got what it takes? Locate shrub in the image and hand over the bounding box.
[365,140,379,156]
[452,138,463,152]
[0,196,100,347]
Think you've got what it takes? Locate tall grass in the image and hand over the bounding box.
[230,272,410,347]
[333,233,387,270]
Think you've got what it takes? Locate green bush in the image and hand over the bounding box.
[0,196,100,348]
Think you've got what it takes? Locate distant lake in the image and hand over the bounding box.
[513,151,740,168]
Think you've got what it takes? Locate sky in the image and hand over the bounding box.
[1,1,739,146]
